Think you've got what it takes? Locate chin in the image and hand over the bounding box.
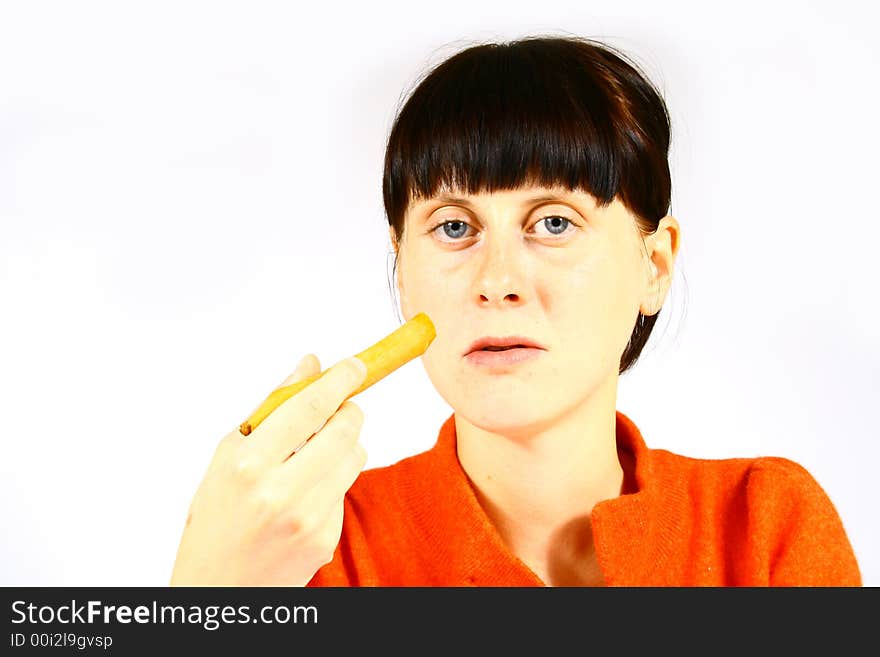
[454,397,563,441]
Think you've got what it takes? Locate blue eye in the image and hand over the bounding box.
[537,216,571,236]
[430,216,574,242]
[437,220,471,239]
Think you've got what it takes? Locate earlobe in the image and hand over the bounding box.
[639,215,679,316]
[639,274,666,316]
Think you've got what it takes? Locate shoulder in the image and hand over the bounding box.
[738,455,853,540]
[743,455,832,503]
[647,448,861,585]
[649,446,826,499]
[644,447,842,533]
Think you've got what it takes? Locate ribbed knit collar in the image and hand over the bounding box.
[396,410,684,586]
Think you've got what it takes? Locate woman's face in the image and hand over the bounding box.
[393,184,674,434]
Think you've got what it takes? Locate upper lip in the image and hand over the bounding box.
[465,335,546,355]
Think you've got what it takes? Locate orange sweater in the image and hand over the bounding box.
[307,411,861,586]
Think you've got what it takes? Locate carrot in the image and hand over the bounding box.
[238,312,436,436]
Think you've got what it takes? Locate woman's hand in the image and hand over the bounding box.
[170,354,368,586]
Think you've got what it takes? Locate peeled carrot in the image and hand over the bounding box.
[238,312,436,436]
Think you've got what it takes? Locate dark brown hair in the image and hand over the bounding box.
[383,35,672,374]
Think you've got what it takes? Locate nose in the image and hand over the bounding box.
[473,232,528,307]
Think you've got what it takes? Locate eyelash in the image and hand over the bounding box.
[427,215,578,242]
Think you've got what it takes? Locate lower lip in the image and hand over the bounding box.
[464,347,544,368]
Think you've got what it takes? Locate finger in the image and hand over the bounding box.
[241,354,319,423]
[300,443,368,539]
[279,353,321,388]
[271,400,364,498]
[311,442,369,510]
[272,439,368,519]
[249,356,367,464]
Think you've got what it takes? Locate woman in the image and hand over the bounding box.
[170,35,861,586]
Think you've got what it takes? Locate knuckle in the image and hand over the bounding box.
[286,513,305,536]
[304,391,324,417]
[231,457,261,485]
[253,486,284,515]
[288,510,319,537]
[217,428,248,461]
[293,390,329,436]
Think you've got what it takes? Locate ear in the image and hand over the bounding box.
[639,215,680,316]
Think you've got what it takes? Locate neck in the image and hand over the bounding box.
[454,372,624,585]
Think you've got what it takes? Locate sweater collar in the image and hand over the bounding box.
[590,410,685,586]
[400,410,682,586]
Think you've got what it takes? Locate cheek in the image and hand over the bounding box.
[558,249,643,348]
[559,249,618,308]
[397,256,462,363]
[399,247,459,312]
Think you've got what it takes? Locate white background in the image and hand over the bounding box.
[1,0,877,586]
